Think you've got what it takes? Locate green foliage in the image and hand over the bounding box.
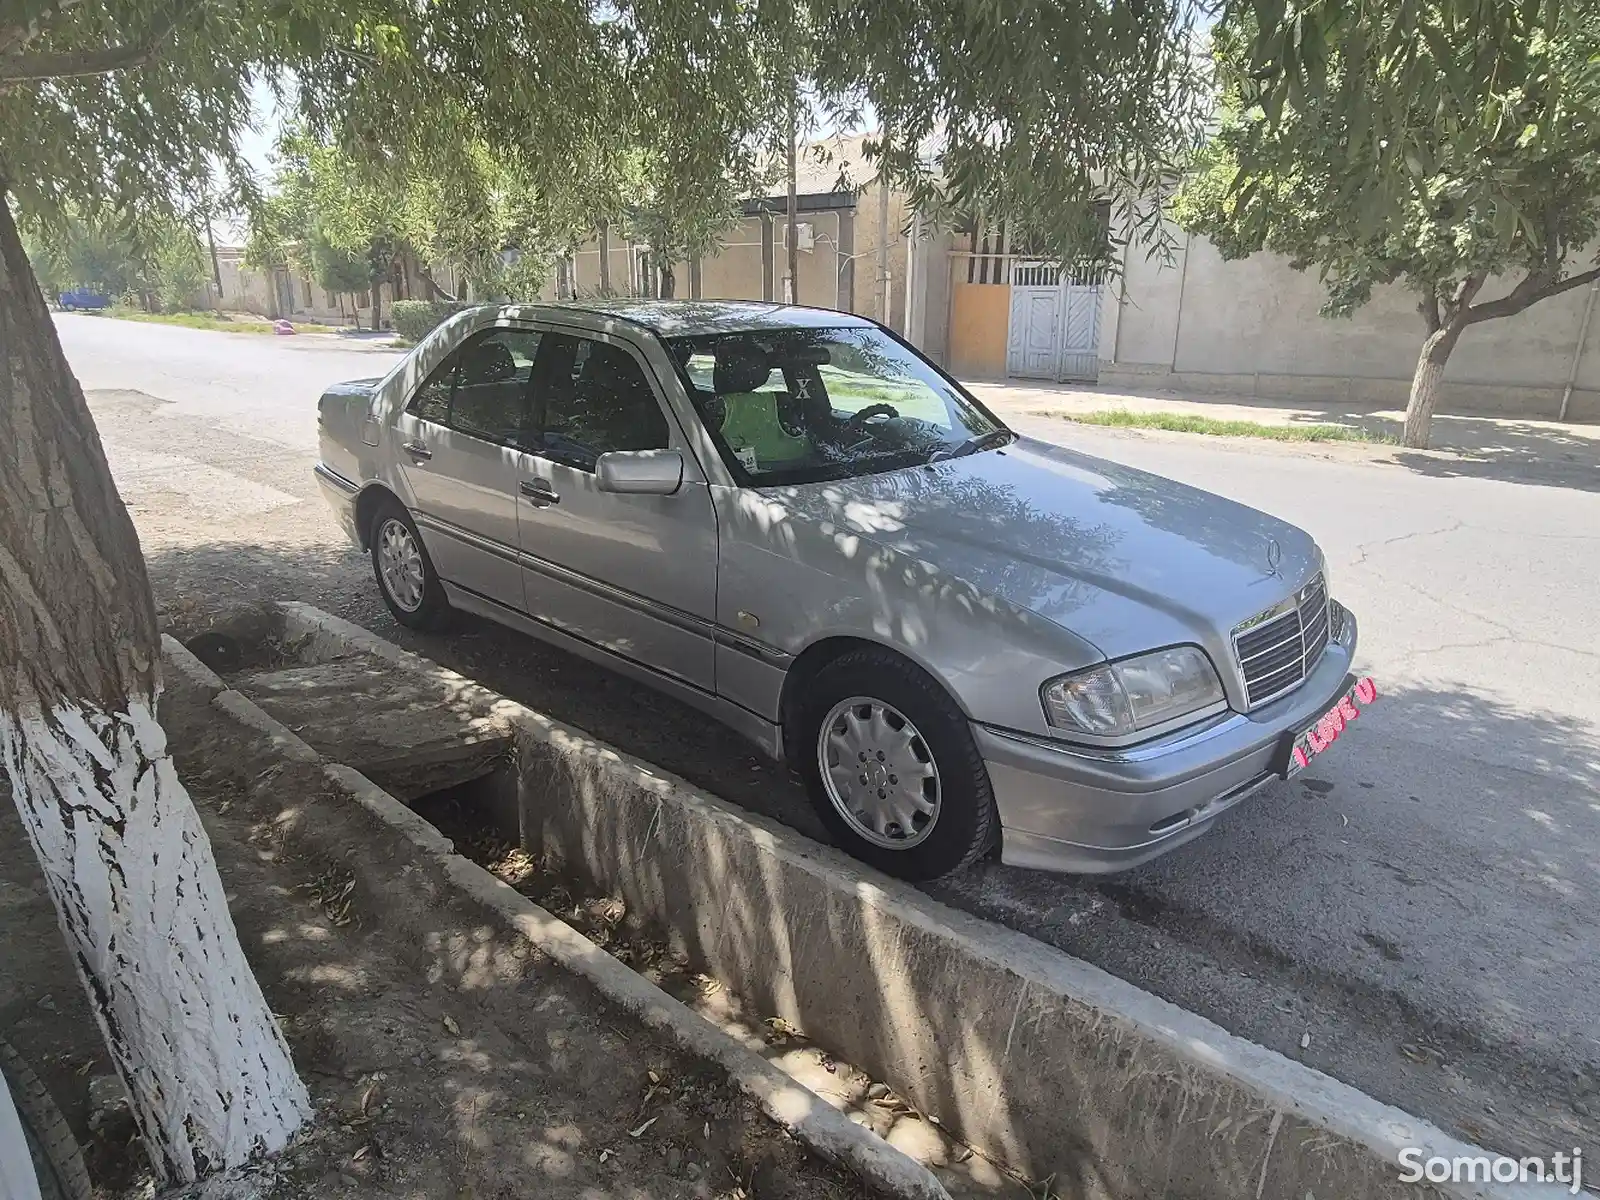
[1063,409,1393,443]
[306,225,379,297]
[1224,0,1600,232]
[388,299,464,341]
[247,125,571,304]
[22,210,141,296]
[1190,1,1600,329]
[21,207,208,308]
[814,0,1209,264]
[150,226,208,311]
[97,307,301,333]
[2,0,1209,285]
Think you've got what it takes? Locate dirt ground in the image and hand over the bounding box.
[0,672,874,1199]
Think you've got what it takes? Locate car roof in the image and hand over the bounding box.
[482,299,876,338]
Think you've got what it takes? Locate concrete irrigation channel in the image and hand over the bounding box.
[171,602,1542,1200]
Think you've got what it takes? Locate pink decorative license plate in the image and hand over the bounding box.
[1285,676,1378,776]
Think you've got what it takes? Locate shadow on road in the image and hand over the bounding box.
[1263,406,1599,493]
[142,536,1600,1163]
[991,378,1600,492]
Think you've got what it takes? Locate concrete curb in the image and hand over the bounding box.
[159,633,227,696]
[164,637,952,1200]
[434,855,951,1200]
[271,603,1551,1200]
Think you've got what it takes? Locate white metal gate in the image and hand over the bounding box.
[1005,261,1103,382]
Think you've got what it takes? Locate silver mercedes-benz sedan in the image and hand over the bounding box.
[314,300,1368,880]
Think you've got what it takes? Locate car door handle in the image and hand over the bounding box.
[520,479,560,506]
[401,440,433,461]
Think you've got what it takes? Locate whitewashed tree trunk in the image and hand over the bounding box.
[1,703,311,1182]
[1402,323,1464,449]
[0,189,310,1183]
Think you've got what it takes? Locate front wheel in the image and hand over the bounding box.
[793,648,998,881]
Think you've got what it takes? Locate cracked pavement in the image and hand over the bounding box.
[58,313,1600,1163]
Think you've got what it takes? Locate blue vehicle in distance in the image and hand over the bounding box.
[58,287,111,311]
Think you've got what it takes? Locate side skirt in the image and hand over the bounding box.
[441,582,786,763]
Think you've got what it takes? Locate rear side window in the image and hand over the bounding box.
[405,327,542,444]
[409,362,455,424]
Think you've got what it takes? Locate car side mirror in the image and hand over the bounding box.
[596,449,684,496]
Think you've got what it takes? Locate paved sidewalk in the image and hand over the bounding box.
[964,378,1600,478]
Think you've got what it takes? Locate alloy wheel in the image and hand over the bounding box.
[817,695,942,850]
[377,517,425,613]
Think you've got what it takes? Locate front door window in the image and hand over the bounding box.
[529,334,671,470]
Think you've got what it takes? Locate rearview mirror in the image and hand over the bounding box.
[596,449,684,496]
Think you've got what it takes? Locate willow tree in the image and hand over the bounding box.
[0,0,1206,1185]
[1197,0,1600,448]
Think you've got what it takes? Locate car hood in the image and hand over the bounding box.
[765,436,1321,658]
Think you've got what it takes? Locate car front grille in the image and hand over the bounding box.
[1233,574,1331,707]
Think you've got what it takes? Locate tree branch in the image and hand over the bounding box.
[1463,264,1600,326]
[0,0,197,86]
[1439,272,1486,324]
[1418,286,1441,334]
[419,265,457,303]
[0,0,85,57]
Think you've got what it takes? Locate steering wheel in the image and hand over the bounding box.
[840,403,900,439]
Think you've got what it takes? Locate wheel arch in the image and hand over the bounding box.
[778,635,969,762]
[354,482,405,551]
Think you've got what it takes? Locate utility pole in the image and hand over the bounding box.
[874,126,890,324]
[204,217,222,307]
[786,81,799,305]
[198,189,222,309]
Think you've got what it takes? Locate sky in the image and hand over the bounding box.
[239,78,282,177]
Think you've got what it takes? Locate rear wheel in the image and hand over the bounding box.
[1,1036,92,1200]
[369,500,452,630]
[793,648,998,880]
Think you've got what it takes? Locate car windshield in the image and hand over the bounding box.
[663,326,1012,486]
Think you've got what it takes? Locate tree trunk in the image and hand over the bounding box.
[1403,323,1464,449]
[371,278,383,330]
[658,261,676,299]
[786,81,799,304]
[0,193,309,1184]
[420,267,457,303]
[875,127,890,322]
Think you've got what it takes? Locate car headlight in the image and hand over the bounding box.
[1041,647,1225,736]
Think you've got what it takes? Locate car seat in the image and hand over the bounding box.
[711,347,812,468]
[452,339,523,438]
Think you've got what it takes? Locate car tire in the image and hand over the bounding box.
[1,1035,92,1200]
[793,647,998,881]
[369,500,452,631]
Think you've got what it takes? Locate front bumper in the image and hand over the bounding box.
[977,602,1359,874]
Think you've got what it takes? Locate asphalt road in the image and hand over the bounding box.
[57,312,1600,1159]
